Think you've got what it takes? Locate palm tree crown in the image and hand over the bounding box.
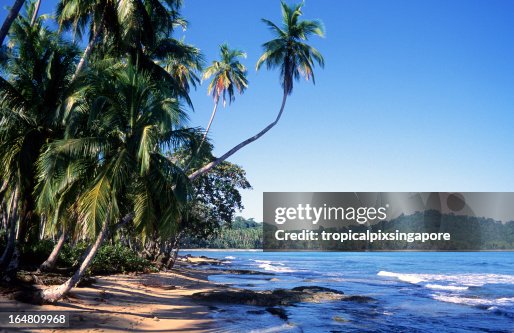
[256,1,324,95]
[203,43,248,107]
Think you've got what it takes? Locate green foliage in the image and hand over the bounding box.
[14,239,155,274]
[19,239,55,266]
[89,244,156,274]
[0,237,154,274]
[256,1,325,95]
[178,160,252,241]
[57,241,89,268]
[231,216,260,229]
[181,216,263,249]
[203,43,248,106]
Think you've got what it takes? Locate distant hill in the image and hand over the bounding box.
[180,216,263,249]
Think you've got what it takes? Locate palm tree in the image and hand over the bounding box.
[37,64,194,303]
[56,0,184,79]
[0,0,26,46]
[188,1,324,180]
[161,40,204,107]
[144,37,204,108]
[55,0,119,78]
[200,43,248,149]
[0,5,80,266]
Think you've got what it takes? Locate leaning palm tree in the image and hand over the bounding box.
[188,1,324,180]
[37,64,194,303]
[200,44,248,148]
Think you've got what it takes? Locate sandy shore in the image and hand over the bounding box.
[0,260,222,333]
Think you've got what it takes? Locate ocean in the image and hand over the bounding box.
[180,251,514,332]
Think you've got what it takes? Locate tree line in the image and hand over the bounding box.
[263,210,514,250]
[180,216,263,249]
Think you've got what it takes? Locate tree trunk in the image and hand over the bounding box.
[40,229,67,272]
[39,218,108,304]
[72,37,95,80]
[166,231,182,269]
[72,12,105,81]
[0,188,19,270]
[0,0,25,46]
[199,101,219,150]
[188,92,288,181]
[30,0,41,26]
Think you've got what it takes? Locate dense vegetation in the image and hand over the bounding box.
[0,0,324,304]
[181,216,263,249]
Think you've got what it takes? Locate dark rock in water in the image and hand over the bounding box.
[191,285,372,307]
[340,295,374,303]
[291,286,343,293]
[333,315,349,323]
[266,307,288,320]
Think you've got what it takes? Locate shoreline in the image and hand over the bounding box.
[0,258,227,333]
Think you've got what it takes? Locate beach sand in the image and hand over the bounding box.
[0,262,220,333]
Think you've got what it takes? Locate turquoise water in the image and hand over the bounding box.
[181,251,514,332]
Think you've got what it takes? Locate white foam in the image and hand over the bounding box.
[258,263,295,273]
[377,271,425,284]
[432,294,514,307]
[425,284,468,291]
[225,256,236,260]
[377,271,514,287]
[253,260,295,273]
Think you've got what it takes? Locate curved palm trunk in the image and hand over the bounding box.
[39,218,108,304]
[0,188,19,270]
[0,0,25,46]
[30,0,41,26]
[188,92,288,181]
[40,229,67,272]
[198,102,219,150]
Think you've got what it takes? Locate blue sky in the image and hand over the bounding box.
[3,0,514,221]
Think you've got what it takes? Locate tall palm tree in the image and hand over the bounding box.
[37,64,194,303]
[0,0,26,46]
[0,5,80,266]
[188,1,324,181]
[200,43,248,149]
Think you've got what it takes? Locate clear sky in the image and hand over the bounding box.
[3,0,514,221]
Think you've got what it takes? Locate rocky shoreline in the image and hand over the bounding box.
[179,255,375,322]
